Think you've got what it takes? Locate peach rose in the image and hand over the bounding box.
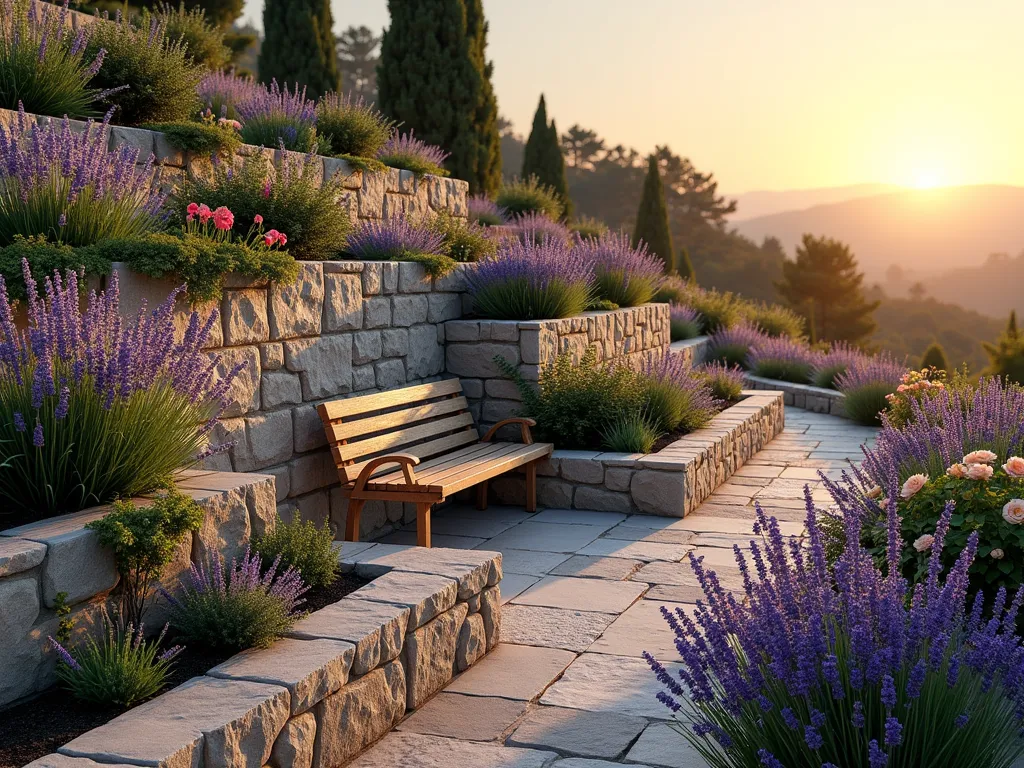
[966,463,994,481]
[901,473,929,499]
[912,534,935,552]
[947,463,968,478]
[866,485,883,499]
[879,498,889,510]
[1003,456,1024,477]
[963,450,998,465]
[991,548,1005,560]
[1002,499,1024,525]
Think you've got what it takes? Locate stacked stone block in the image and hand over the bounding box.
[745,374,846,416]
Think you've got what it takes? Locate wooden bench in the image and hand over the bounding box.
[318,379,553,548]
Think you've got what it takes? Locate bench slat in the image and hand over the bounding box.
[342,412,477,463]
[370,442,523,488]
[318,378,462,421]
[342,428,480,483]
[324,396,470,443]
[370,443,552,496]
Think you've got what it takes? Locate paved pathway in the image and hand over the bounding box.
[344,408,878,767]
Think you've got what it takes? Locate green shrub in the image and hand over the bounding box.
[841,382,895,425]
[87,489,203,628]
[172,149,353,260]
[0,0,108,118]
[428,212,497,263]
[315,92,395,158]
[669,305,702,341]
[142,3,230,69]
[50,610,180,709]
[140,120,241,155]
[569,216,608,240]
[495,176,563,219]
[252,515,338,589]
[85,12,204,125]
[95,232,298,302]
[687,288,742,334]
[0,237,111,301]
[600,411,661,453]
[694,362,745,402]
[652,274,690,305]
[743,301,805,338]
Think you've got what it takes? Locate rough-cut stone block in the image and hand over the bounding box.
[398,262,431,293]
[444,320,479,342]
[261,371,302,410]
[293,404,328,453]
[352,330,383,365]
[406,324,444,379]
[358,171,385,218]
[631,470,687,517]
[361,263,382,295]
[560,458,604,484]
[222,289,270,346]
[260,342,284,371]
[288,598,409,675]
[456,611,486,671]
[353,363,376,391]
[352,547,501,600]
[381,327,409,357]
[269,711,315,768]
[0,537,46,577]
[269,263,324,340]
[208,638,354,714]
[323,272,363,332]
[284,335,353,399]
[192,485,255,562]
[363,296,391,328]
[315,659,406,767]
[374,357,406,389]
[59,676,290,768]
[242,410,294,471]
[0,575,42,705]
[216,345,261,417]
[427,293,461,323]
[404,602,468,709]
[446,343,520,378]
[350,570,458,628]
[392,294,429,327]
[479,585,501,649]
[573,486,633,513]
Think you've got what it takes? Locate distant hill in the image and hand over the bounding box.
[732,185,1024,278]
[920,252,1024,319]
[730,183,902,221]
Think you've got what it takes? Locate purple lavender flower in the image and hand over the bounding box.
[506,211,570,246]
[48,636,81,671]
[669,303,702,341]
[468,194,507,226]
[377,130,450,176]
[235,80,318,152]
[574,230,664,307]
[835,351,906,392]
[708,322,769,368]
[345,216,445,261]
[198,70,265,121]
[812,340,869,389]
[748,335,822,384]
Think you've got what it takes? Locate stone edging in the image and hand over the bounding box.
[490,391,785,517]
[745,374,846,416]
[669,335,709,367]
[30,546,502,768]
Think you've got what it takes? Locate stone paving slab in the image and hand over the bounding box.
[500,605,618,653]
[553,760,653,768]
[625,722,708,768]
[498,548,573,575]
[500,572,542,603]
[630,561,742,589]
[588,600,692,660]
[549,555,643,580]
[396,692,529,742]
[540,653,682,720]
[409,515,520,539]
[346,732,559,768]
[435,504,537,524]
[0,537,46,577]
[512,576,647,614]
[481,521,609,554]
[445,643,577,701]
[576,538,692,563]
[377,531,488,549]
[506,705,647,760]
[600,525,695,545]
[23,757,140,768]
[530,509,626,527]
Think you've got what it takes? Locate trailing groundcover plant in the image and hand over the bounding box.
[0,261,239,517]
[646,491,1024,768]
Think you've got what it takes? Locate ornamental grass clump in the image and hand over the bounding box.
[146,2,230,70]
[377,130,449,177]
[675,285,743,334]
[669,304,702,341]
[495,176,563,220]
[0,0,112,118]
[748,335,821,383]
[236,80,321,153]
[639,352,720,434]
[575,231,664,308]
[0,261,239,518]
[467,194,506,226]
[695,361,746,402]
[315,92,396,158]
[600,411,661,454]
[0,109,164,247]
[197,70,263,121]
[812,341,868,389]
[646,493,1024,768]
[466,237,593,320]
[163,547,307,652]
[744,301,805,339]
[836,352,907,426]
[507,211,570,246]
[345,216,454,277]
[708,323,768,368]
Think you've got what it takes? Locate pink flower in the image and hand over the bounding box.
[253,214,263,225]
[186,202,199,215]
[966,463,994,481]
[264,229,280,247]
[963,449,998,465]
[277,233,287,246]
[218,118,241,131]
[212,206,234,231]
[1003,456,1024,477]
[262,179,272,199]
[198,204,212,223]
[912,534,934,552]
[1002,499,1024,525]
[900,473,928,499]
[186,214,194,223]
[946,463,968,478]
[991,548,1006,560]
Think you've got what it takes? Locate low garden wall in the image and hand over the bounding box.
[0,469,275,709]
[491,391,785,516]
[444,303,671,430]
[29,546,502,768]
[669,335,710,368]
[745,374,846,416]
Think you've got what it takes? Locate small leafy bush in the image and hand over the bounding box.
[601,411,661,453]
[0,0,109,118]
[569,215,609,240]
[172,149,353,260]
[163,547,307,652]
[49,610,181,709]
[428,212,497,263]
[141,120,241,155]
[836,353,906,426]
[466,238,593,320]
[707,323,767,368]
[639,354,719,434]
[84,11,204,125]
[748,335,820,383]
[495,176,563,220]
[145,2,231,69]
[576,231,664,308]
[694,361,745,402]
[316,92,395,158]
[345,216,455,278]
[87,489,204,628]
[0,236,111,301]
[252,515,338,589]
[743,300,805,338]
[467,194,506,226]
[236,80,322,154]
[669,304,702,341]
[377,130,449,177]
[685,287,743,334]
[882,366,949,428]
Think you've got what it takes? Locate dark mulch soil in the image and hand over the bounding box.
[0,573,367,768]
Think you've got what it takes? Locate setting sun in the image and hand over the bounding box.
[912,169,944,189]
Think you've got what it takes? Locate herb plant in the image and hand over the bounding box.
[252,515,338,589]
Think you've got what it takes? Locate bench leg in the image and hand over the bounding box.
[525,461,538,513]
[345,499,364,542]
[416,502,433,548]
[476,480,489,511]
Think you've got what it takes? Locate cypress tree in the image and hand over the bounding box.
[633,154,675,273]
[378,0,499,195]
[522,95,572,219]
[983,311,1024,384]
[676,245,696,282]
[546,119,572,219]
[522,95,550,185]
[920,342,949,371]
[259,0,340,99]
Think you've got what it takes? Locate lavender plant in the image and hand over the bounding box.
[315,92,396,158]
[708,323,769,368]
[197,70,263,122]
[376,130,450,177]
[682,286,744,334]
[466,237,594,320]
[812,340,868,389]
[646,494,1024,768]
[569,215,609,240]
[467,194,506,226]
[836,352,907,426]
[670,304,702,341]
[427,211,497,262]
[507,211,570,246]
[345,216,454,277]
[748,335,821,383]
[576,231,664,307]
[0,109,163,247]
[0,261,239,518]
[236,80,321,153]
[695,361,746,402]
[0,0,112,118]
[162,547,307,651]
[639,352,720,433]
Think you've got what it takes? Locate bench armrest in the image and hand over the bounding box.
[482,418,536,445]
[353,453,421,492]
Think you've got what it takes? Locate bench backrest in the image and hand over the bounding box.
[317,378,479,484]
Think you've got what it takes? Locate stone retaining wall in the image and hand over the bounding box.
[745,374,846,416]
[0,470,275,709]
[491,392,785,517]
[669,335,710,368]
[444,304,671,430]
[31,546,503,768]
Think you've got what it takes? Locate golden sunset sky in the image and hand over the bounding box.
[239,0,1022,194]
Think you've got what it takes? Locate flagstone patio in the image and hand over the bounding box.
[340,408,878,767]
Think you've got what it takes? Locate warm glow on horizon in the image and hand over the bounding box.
[911,170,945,189]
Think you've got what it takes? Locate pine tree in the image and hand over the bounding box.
[983,311,1024,384]
[378,0,500,195]
[633,154,675,273]
[774,234,879,344]
[259,0,339,99]
[521,95,571,218]
[920,342,949,371]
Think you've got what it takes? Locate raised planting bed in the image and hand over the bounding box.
[489,391,785,517]
[744,374,846,416]
[21,546,502,768]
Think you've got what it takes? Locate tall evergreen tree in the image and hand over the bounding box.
[920,342,949,371]
[633,154,675,273]
[522,95,571,218]
[774,234,879,344]
[983,311,1024,384]
[260,0,339,98]
[676,245,695,281]
[378,0,500,195]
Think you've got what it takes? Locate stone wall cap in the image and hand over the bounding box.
[0,506,109,542]
[0,536,47,577]
[348,570,458,628]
